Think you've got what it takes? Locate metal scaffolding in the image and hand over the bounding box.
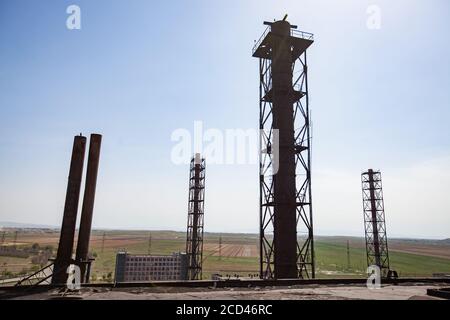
[253,19,315,279]
[186,153,206,280]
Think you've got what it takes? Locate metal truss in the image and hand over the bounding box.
[186,155,206,280]
[15,263,55,287]
[361,169,391,278]
[258,49,315,280]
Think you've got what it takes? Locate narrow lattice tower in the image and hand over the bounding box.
[361,169,391,278]
[253,18,315,279]
[186,153,206,280]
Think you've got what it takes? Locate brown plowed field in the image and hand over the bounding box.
[204,244,258,257]
[388,244,450,260]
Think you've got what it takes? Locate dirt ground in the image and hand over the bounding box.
[388,244,450,260]
[3,283,446,300]
[15,234,145,249]
[204,244,258,257]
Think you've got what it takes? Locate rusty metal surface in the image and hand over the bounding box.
[52,135,87,284]
[75,134,102,283]
[271,21,298,279]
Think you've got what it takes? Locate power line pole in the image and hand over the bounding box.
[148,233,152,255]
[218,235,222,261]
[347,240,351,270]
[13,231,18,249]
[0,231,5,246]
[101,232,106,253]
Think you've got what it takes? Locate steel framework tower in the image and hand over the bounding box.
[186,153,205,280]
[253,18,315,279]
[361,169,391,278]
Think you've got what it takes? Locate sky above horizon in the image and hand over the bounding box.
[0,0,449,239]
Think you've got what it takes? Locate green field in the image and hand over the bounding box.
[314,241,450,278]
[86,231,450,280]
[0,229,449,283]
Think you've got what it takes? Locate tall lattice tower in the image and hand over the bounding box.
[186,153,206,280]
[361,169,391,278]
[253,17,315,279]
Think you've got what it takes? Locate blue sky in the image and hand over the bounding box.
[0,0,449,238]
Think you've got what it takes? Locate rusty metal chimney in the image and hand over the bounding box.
[75,134,102,283]
[52,135,86,284]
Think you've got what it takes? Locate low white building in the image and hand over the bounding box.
[114,252,188,282]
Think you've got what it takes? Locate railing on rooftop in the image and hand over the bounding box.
[252,26,271,55]
[291,29,314,41]
[252,26,314,55]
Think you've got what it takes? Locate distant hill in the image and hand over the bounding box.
[0,221,57,229]
[0,221,448,243]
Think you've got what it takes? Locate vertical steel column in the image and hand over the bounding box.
[75,134,102,283]
[304,52,315,279]
[367,170,381,267]
[258,56,264,278]
[271,21,298,279]
[52,135,86,284]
